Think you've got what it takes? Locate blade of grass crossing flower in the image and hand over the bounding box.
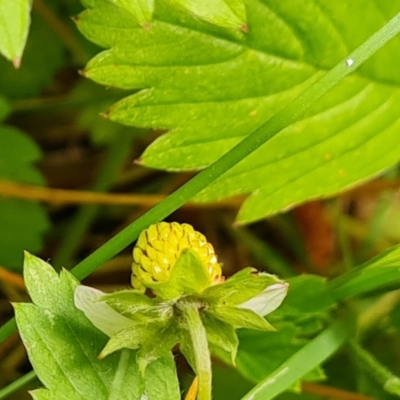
[70,8,400,282]
[1,7,400,349]
[240,314,354,400]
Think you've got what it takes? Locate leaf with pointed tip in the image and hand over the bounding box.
[148,249,211,299]
[207,305,275,331]
[0,0,31,65]
[329,243,400,300]
[15,253,180,400]
[203,313,238,364]
[100,289,170,322]
[136,324,180,375]
[107,0,154,26]
[100,322,163,358]
[0,13,64,98]
[78,0,400,224]
[74,286,137,337]
[165,0,246,31]
[202,267,282,306]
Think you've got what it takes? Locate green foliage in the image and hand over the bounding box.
[1,1,400,399]
[329,243,400,299]
[0,101,49,270]
[165,0,247,30]
[14,253,180,400]
[241,316,354,400]
[0,0,31,66]
[77,0,400,223]
[231,276,331,390]
[0,13,65,98]
[75,246,287,394]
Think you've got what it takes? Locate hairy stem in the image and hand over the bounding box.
[179,302,212,400]
[348,340,400,397]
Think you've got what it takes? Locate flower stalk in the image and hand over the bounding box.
[74,222,289,399]
[178,301,212,400]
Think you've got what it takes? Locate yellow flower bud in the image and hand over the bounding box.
[131,222,222,292]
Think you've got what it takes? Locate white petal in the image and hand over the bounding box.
[237,283,288,317]
[74,285,135,337]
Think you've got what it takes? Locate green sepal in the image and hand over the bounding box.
[202,313,238,365]
[100,319,165,359]
[136,324,180,376]
[203,267,281,306]
[100,324,151,358]
[100,289,156,316]
[207,305,275,332]
[147,249,212,300]
[101,290,173,323]
[178,313,200,375]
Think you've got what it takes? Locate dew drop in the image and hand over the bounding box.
[346,58,354,67]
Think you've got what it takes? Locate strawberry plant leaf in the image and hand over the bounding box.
[105,0,154,26]
[0,13,65,98]
[78,0,400,224]
[236,324,325,390]
[165,0,247,30]
[14,253,180,400]
[207,305,275,331]
[0,126,49,270]
[329,243,400,300]
[0,0,31,66]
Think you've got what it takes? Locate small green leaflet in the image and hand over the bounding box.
[0,13,65,98]
[14,253,180,400]
[0,0,31,66]
[78,0,400,224]
[0,125,49,270]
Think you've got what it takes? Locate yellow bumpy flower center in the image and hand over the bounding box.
[131,222,222,292]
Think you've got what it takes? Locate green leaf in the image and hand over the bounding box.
[165,0,247,30]
[78,1,400,223]
[72,81,141,144]
[0,95,10,121]
[235,324,325,387]
[0,13,64,98]
[329,243,400,300]
[203,313,239,364]
[136,324,180,374]
[212,364,254,400]
[240,315,354,400]
[15,253,180,400]
[100,321,171,358]
[148,249,211,299]
[279,275,335,314]
[107,0,154,26]
[207,305,275,331]
[0,127,50,270]
[0,0,31,66]
[203,267,281,306]
[100,289,158,317]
